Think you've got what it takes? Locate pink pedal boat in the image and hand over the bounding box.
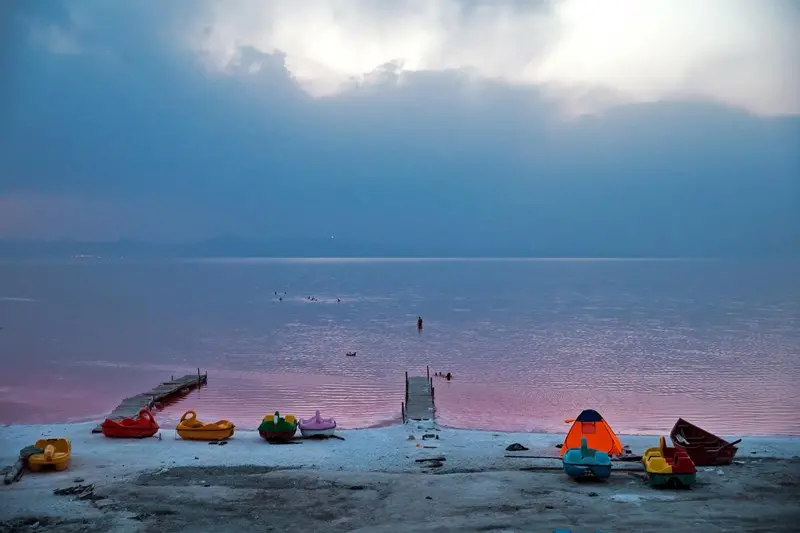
[299,410,337,437]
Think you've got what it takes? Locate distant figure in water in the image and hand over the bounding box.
[417,316,423,332]
[446,372,452,381]
[279,297,282,301]
[337,298,341,303]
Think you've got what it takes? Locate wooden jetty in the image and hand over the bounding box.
[91,370,208,433]
[402,366,436,422]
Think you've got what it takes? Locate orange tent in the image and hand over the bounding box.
[561,409,623,457]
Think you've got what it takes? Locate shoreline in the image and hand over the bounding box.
[5,418,800,439]
[2,422,799,532]
[3,421,800,469]
[9,409,800,438]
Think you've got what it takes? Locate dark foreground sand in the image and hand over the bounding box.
[2,458,799,533]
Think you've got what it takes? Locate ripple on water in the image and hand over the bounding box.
[0,259,797,435]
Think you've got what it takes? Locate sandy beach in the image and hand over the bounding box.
[2,422,799,533]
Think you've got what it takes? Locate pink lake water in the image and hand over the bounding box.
[0,258,798,436]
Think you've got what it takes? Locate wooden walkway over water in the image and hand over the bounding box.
[91,370,208,433]
[402,366,436,422]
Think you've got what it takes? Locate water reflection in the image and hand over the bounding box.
[0,259,797,436]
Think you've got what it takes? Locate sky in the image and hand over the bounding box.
[1,0,798,256]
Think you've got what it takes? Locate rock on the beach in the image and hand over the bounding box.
[506,443,529,452]
[54,484,94,496]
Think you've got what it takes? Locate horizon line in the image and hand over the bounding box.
[0,255,757,263]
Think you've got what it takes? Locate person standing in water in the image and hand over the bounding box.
[417,316,423,332]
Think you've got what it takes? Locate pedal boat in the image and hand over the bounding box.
[644,436,697,488]
[27,438,71,472]
[176,410,235,441]
[298,410,337,437]
[258,411,298,442]
[562,437,612,480]
[101,408,159,438]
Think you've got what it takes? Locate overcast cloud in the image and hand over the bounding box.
[1,0,797,255]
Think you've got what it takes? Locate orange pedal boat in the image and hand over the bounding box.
[176,410,235,441]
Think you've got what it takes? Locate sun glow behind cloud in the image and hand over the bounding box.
[183,0,800,116]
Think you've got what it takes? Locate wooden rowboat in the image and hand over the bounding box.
[670,418,741,466]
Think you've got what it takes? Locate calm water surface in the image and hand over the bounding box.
[0,258,797,436]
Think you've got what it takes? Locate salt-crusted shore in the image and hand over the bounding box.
[2,422,799,532]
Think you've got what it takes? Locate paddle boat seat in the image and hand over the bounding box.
[643,436,675,464]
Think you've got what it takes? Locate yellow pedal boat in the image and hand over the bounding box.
[176,410,235,441]
[28,438,71,472]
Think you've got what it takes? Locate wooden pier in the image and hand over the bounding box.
[91,370,208,433]
[402,366,436,422]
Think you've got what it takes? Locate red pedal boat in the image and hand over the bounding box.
[670,418,741,466]
[101,408,160,438]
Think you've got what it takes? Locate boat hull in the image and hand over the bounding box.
[647,472,696,488]
[563,462,611,480]
[177,428,235,441]
[299,427,336,438]
[670,418,739,466]
[259,430,297,442]
[101,426,159,439]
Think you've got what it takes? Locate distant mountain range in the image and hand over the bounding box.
[0,237,795,259]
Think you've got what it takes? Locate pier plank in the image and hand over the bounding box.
[404,371,436,422]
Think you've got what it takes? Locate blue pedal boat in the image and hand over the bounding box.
[562,437,612,480]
